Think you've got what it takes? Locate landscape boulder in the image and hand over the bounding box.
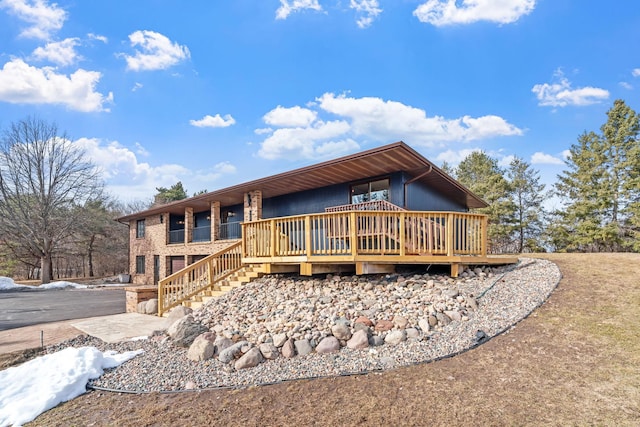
[258,342,280,360]
[145,298,158,315]
[235,347,264,370]
[281,338,296,358]
[294,339,313,356]
[331,323,352,341]
[346,329,369,349]
[218,340,250,364]
[315,336,340,354]
[187,332,216,361]
[167,315,209,347]
[384,330,406,346]
[166,306,193,324]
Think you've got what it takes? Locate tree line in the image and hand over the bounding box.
[0,100,637,282]
[446,99,640,254]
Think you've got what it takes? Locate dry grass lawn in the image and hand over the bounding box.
[21,253,640,426]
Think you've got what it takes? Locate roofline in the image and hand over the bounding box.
[116,141,487,222]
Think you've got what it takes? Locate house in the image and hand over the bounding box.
[117,141,515,315]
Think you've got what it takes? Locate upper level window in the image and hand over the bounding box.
[351,178,390,204]
[136,219,145,238]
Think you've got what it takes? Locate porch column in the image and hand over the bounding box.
[244,190,262,222]
[185,207,193,243]
[211,201,220,241]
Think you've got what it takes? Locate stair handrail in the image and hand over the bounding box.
[158,241,242,316]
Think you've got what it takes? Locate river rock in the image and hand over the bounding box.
[218,340,249,363]
[258,343,280,360]
[347,329,369,349]
[405,328,420,340]
[385,330,406,345]
[331,323,352,340]
[213,336,233,357]
[282,338,296,358]
[315,336,340,354]
[369,335,384,346]
[374,319,393,332]
[294,339,313,356]
[354,316,373,327]
[436,312,452,326]
[418,318,431,333]
[272,333,288,348]
[235,347,263,370]
[393,316,408,329]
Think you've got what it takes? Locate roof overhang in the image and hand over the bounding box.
[117,141,487,222]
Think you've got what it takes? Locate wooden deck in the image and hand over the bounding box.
[157,209,517,315]
[242,209,515,276]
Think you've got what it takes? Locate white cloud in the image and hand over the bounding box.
[132,82,143,92]
[189,114,236,128]
[31,37,80,66]
[74,138,236,200]
[254,127,273,135]
[531,151,564,165]
[122,30,190,72]
[414,0,535,26]
[276,0,322,20]
[87,33,108,43]
[619,81,633,90]
[316,92,522,143]
[0,58,113,112]
[499,154,516,167]
[256,93,521,160]
[0,0,66,39]
[350,0,382,28]
[435,148,482,165]
[532,70,609,107]
[632,68,640,77]
[258,120,356,160]
[134,142,149,157]
[263,105,317,127]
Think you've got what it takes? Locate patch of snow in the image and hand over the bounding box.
[0,346,143,426]
[0,277,29,291]
[39,281,87,290]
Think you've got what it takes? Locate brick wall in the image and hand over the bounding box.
[129,208,238,286]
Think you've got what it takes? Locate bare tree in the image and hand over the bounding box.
[0,117,103,283]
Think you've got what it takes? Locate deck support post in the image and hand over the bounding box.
[450,263,460,278]
[356,262,395,275]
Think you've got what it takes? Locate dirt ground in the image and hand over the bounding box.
[16,253,640,426]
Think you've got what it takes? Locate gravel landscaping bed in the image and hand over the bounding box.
[46,257,561,393]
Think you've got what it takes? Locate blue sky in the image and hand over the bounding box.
[0,0,639,203]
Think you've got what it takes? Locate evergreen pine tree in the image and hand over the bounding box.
[455,151,515,253]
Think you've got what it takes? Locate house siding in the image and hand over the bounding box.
[403,172,467,212]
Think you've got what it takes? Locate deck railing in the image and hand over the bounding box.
[242,210,487,260]
[325,200,405,212]
[158,242,242,316]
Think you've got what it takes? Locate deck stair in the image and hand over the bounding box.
[183,264,266,310]
[158,241,268,315]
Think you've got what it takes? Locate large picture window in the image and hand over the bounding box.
[135,256,145,274]
[136,219,145,238]
[351,178,390,204]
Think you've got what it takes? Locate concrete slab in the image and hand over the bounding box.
[72,313,173,344]
[0,320,85,354]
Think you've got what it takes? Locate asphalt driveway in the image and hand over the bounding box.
[0,288,126,331]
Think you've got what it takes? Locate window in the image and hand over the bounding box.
[135,256,145,274]
[136,219,145,238]
[351,178,390,204]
